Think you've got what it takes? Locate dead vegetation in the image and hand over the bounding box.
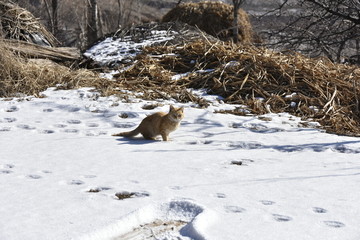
[0,0,80,61]
[2,39,80,61]
[162,1,253,43]
[1,32,360,136]
[1,1,360,137]
[0,0,58,46]
[110,40,360,136]
[0,1,103,97]
[0,40,101,97]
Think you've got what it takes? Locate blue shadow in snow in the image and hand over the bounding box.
[228,140,360,154]
[115,137,157,145]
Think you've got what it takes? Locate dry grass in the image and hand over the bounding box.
[110,40,360,136]
[1,3,360,137]
[0,40,102,97]
[162,1,253,43]
[0,1,103,97]
[0,0,58,46]
[2,34,360,136]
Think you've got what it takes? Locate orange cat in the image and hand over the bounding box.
[112,105,184,141]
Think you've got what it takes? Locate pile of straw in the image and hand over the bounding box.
[0,41,100,97]
[0,0,58,46]
[0,1,92,97]
[113,40,360,136]
[162,1,253,43]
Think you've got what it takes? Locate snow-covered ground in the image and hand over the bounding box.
[84,30,175,66]
[1,87,360,240]
[2,29,360,240]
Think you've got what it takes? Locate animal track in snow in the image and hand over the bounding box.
[0,164,14,174]
[272,214,292,222]
[227,141,263,150]
[231,160,243,166]
[17,124,36,130]
[5,106,19,112]
[312,207,327,213]
[1,164,15,169]
[115,191,150,200]
[230,123,243,129]
[260,200,276,206]
[63,129,79,133]
[42,108,54,112]
[85,131,108,137]
[67,107,81,112]
[85,131,97,137]
[86,122,99,127]
[214,193,227,198]
[54,124,67,128]
[3,117,17,123]
[186,140,213,145]
[68,180,85,185]
[118,112,139,119]
[27,174,42,179]
[324,221,345,228]
[67,119,82,124]
[231,121,285,133]
[0,164,15,174]
[142,103,161,110]
[0,127,11,132]
[113,122,136,128]
[88,187,112,193]
[224,205,246,213]
[38,129,55,134]
[201,132,215,138]
[0,169,13,174]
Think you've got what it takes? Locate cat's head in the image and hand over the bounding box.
[169,105,184,122]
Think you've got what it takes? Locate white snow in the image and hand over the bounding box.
[2,30,360,240]
[84,31,175,66]
[1,87,360,240]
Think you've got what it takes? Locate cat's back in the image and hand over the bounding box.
[140,111,166,125]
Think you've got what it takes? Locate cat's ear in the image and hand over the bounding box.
[179,106,184,112]
[169,105,175,112]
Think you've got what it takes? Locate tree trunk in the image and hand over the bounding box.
[44,0,58,36]
[232,0,244,43]
[233,3,239,43]
[117,0,123,26]
[85,0,98,48]
[51,0,58,35]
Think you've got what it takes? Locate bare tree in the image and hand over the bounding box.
[261,0,360,63]
[44,0,58,35]
[232,0,245,43]
[85,0,98,48]
[116,0,135,27]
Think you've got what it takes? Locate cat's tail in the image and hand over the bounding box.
[112,127,140,137]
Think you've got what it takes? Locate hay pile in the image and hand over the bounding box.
[162,1,253,43]
[0,1,79,61]
[0,41,101,97]
[0,0,90,97]
[0,0,57,46]
[112,40,360,136]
